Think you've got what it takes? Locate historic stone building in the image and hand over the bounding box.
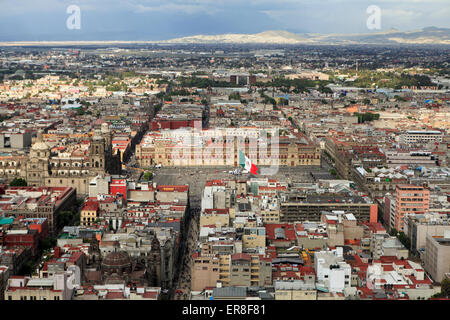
[136,131,321,168]
[86,235,169,288]
[0,123,121,195]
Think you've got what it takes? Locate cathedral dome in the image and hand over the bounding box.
[32,141,50,151]
[32,130,50,151]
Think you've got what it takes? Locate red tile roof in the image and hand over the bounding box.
[231,253,251,261]
[265,223,296,241]
[203,208,229,215]
[82,201,99,211]
[143,291,158,299]
[105,291,124,299]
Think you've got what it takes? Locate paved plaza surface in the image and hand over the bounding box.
[153,165,332,203]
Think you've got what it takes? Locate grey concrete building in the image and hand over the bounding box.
[424,232,450,282]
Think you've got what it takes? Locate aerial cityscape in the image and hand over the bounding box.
[0,0,449,308]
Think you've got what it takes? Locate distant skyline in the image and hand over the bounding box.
[0,0,449,41]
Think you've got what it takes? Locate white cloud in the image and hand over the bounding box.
[134,2,219,14]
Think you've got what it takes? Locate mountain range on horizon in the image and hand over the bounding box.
[164,27,450,45]
[1,27,449,46]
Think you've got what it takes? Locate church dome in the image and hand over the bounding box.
[102,251,132,269]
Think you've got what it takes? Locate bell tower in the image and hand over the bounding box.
[101,123,112,151]
[148,236,161,287]
[27,130,50,186]
[89,129,106,175]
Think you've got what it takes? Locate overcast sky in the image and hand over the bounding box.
[0,0,449,41]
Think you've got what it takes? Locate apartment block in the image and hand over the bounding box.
[314,248,352,293]
[393,185,430,231]
[424,232,450,282]
[274,280,317,300]
[405,212,450,255]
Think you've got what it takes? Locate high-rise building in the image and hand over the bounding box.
[392,185,430,231]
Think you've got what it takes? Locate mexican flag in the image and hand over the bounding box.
[239,150,258,175]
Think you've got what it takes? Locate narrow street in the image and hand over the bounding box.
[172,205,200,300]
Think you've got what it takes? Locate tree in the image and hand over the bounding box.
[431,278,450,299]
[57,210,75,229]
[394,95,407,102]
[10,178,27,187]
[389,228,398,236]
[397,231,411,250]
[441,277,450,297]
[19,261,35,276]
[389,228,410,250]
[39,237,57,251]
[277,97,288,106]
[143,171,153,181]
[354,112,380,123]
[76,107,86,116]
[318,86,332,94]
[228,92,241,101]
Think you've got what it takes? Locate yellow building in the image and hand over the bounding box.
[242,227,266,250]
[80,201,99,226]
[219,254,231,287]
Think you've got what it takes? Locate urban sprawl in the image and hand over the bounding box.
[0,44,449,301]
